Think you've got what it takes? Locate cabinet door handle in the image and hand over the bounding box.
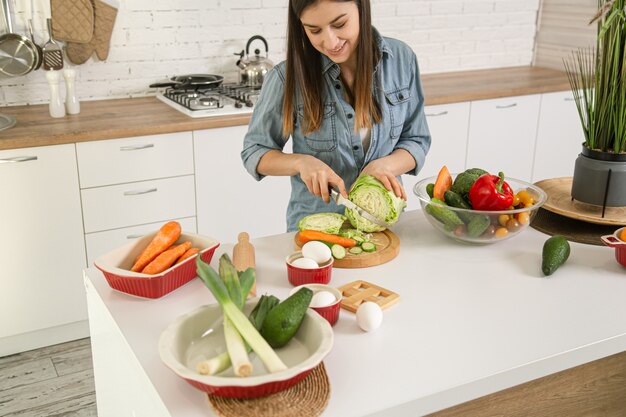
[126,233,145,239]
[495,103,517,109]
[0,156,38,164]
[426,111,449,117]
[564,97,575,102]
[123,188,157,196]
[120,144,154,151]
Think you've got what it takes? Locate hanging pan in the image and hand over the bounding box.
[0,0,39,78]
[149,74,224,89]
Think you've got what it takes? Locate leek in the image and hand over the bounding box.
[196,256,287,373]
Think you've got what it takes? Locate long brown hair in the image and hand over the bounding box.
[282,0,381,137]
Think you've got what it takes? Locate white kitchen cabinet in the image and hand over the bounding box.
[532,91,585,182]
[85,217,197,267]
[0,144,88,356]
[77,132,198,265]
[466,94,542,182]
[402,101,471,211]
[194,126,292,244]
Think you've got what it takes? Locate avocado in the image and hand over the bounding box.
[542,235,571,276]
[261,287,313,348]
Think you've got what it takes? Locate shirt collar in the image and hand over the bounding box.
[321,27,391,77]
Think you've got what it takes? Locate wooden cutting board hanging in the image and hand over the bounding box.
[294,229,400,268]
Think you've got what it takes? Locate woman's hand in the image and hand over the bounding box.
[362,158,408,200]
[298,155,348,203]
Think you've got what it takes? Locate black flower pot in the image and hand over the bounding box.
[571,145,626,207]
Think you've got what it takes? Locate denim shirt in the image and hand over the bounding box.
[242,29,431,232]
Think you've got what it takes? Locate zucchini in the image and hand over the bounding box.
[361,242,376,252]
[349,246,363,255]
[330,244,346,260]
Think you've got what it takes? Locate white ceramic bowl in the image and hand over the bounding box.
[158,298,334,398]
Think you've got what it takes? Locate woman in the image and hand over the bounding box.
[241,0,431,232]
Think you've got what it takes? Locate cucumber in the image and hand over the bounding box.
[349,246,363,255]
[361,242,376,252]
[467,214,491,237]
[261,287,313,348]
[425,199,464,231]
[330,244,346,259]
[426,183,435,198]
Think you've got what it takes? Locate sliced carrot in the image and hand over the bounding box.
[131,221,181,272]
[433,165,452,201]
[141,241,192,275]
[175,247,201,265]
[298,230,357,248]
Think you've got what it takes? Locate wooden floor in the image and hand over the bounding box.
[0,338,97,417]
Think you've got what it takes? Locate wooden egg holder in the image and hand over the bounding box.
[337,280,399,313]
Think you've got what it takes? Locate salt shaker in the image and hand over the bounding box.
[63,69,80,115]
[45,70,65,118]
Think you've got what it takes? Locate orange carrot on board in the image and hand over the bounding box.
[131,221,182,272]
[141,241,192,275]
[433,165,452,201]
[298,230,357,248]
[175,247,201,265]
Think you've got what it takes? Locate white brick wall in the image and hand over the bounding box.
[0,0,540,106]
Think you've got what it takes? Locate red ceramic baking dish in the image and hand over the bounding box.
[94,231,219,298]
[601,227,626,268]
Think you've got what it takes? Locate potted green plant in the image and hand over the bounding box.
[565,0,626,208]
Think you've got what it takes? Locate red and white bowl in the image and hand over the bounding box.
[601,227,626,268]
[158,299,334,398]
[94,231,219,299]
[286,251,333,286]
[290,284,342,326]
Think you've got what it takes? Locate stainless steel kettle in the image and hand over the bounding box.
[235,35,274,87]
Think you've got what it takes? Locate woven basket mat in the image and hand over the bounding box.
[51,0,94,43]
[207,362,330,417]
[530,208,620,246]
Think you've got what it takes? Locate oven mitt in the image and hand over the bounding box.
[65,0,118,65]
[51,0,94,44]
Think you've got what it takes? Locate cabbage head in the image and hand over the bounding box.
[346,174,406,232]
[298,212,347,234]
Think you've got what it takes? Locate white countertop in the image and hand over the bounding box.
[84,209,626,416]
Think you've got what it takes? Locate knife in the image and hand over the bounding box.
[330,188,392,229]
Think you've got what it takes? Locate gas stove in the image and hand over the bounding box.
[156,84,261,118]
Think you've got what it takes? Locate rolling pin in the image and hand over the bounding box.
[232,232,256,297]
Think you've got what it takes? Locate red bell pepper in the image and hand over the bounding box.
[468,172,514,210]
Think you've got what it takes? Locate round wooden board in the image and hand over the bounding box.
[294,229,400,268]
[534,177,626,226]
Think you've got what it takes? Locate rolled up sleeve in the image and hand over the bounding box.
[241,66,289,181]
[394,53,431,176]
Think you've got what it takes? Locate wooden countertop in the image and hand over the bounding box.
[0,66,571,151]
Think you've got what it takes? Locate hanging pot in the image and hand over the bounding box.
[0,0,39,78]
[235,35,274,87]
[570,144,626,207]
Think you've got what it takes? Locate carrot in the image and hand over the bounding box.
[433,165,452,201]
[131,221,181,272]
[175,247,200,265]
[141,241,192,275]
[298,230,357,248]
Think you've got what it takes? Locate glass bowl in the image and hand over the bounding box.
[413,175,547,244]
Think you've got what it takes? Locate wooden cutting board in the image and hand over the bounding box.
[294,229,400,268]
[534,177,626,226]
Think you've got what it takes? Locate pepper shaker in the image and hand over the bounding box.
[45,70,65,118]
[63,69,80,115]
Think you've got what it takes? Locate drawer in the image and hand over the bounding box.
[85,217,197,267]
[76,132,193,188]
[81,175,196,233]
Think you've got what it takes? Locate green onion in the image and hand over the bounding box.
[196,255,287,374]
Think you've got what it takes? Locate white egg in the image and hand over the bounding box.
[301,241,332,264]
[310,290,336,308]
[356,302,383,332]
[290,257,319,269]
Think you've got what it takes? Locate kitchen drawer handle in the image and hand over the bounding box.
[0,156,38,164]
[495,103,517,109]
[564,97,575,102]
[126,233,145,239]
[120,144,154,151]
[123,188,157,196]
[426,111,449,117]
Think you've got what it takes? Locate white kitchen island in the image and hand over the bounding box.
[83,209,626,417]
